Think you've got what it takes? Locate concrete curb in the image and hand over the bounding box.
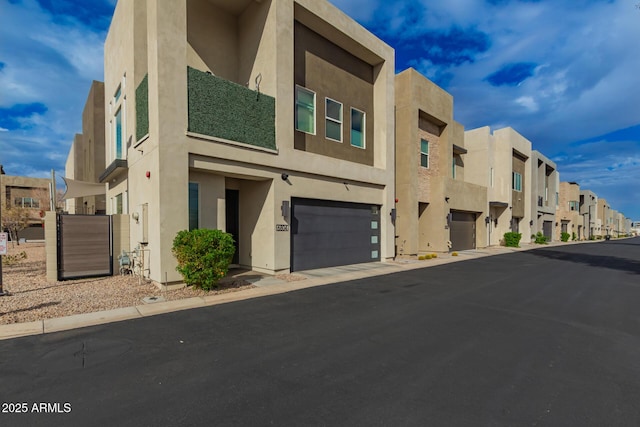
[0,239,610,340]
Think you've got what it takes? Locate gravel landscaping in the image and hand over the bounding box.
[0,242,255,325]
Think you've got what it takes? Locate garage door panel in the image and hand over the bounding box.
[291,198,380,271]
[450,211,476,252]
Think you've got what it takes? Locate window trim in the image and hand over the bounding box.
[325,97,343,142]
[350,107,366,149]
[295,85,316,135]
[420,139,429,168]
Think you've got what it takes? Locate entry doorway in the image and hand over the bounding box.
[225,189,239,264]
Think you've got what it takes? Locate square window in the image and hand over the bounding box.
[295,86,315,134]
[371,235,378,244]
[350,108,365,148]
[371,250,379,259]
[371,220,378,230]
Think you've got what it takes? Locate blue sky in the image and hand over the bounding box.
[1,0,639,220]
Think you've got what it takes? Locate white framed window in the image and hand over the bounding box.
[452,157,457,179]
[188,182,199,231]
[115,193,123,214]
[110,77,126,162]
[325,98,342,142]
[295,86,315,134]
[512,172,522,192]
[350,107,365,148]
[490,168,494,188]
[420,139,429,168]
[14,197,39,208]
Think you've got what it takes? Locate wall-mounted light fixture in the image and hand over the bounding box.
[145,171,150,179]
[132,212,139,223]
[445,196,450,203]
[530,220,534,226]
[485,216,490,225]
[390,208,397,225]
[281,200,290,221]
[281,173,289,181]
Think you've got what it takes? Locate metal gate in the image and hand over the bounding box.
[450,211,476,251]
[57,214,113,280]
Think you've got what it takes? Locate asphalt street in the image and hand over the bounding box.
[2,238,640,426]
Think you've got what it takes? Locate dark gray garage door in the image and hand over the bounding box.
[450,211,476,251]
[291,198,380,272]
[543,221,553,241]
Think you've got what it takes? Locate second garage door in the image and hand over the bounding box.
[291,198,381,272]
[450,211,476,251]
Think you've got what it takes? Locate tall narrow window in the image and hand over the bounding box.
[295,86,315,134]
[452,157,457,179]
[490,168,494,188]
[114,107,123,159]
[512,172,522,191]
[115,193,123,214]
[350,108,365,148]
[325,98,342,142]
[420,139,429,168]
[188,182,199,231]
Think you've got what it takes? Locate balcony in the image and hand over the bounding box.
[187,67,276,151]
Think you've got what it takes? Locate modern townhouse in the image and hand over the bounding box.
[394,68,487,255]
[65,80,107,215]
[598,198,613,237]
[0,174,51,241]
[101,0,395,285]
[579,189,598,239]
[465,127,532,246]
[556,181,580,241]
[530,151,559,242]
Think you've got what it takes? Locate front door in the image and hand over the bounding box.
[225,189,239,264]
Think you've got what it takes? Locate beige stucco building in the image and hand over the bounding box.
[465,127,533,245]
[579,189,598,239]
[556,181,580,240]
[395,68,487,254]
[598,198,613,237]
[65,81,107,215]
[102,0,395,285]
[0,174,51,240]
[531,151,559,242]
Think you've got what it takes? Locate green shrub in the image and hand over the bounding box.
[452,252,459,257]
[561,232,570,242]
[572,232,577,241]
[589,235,595,240]
[534,232,547,244]
[172,229,236,290]
[431,253,438,258]
[504,232,522,247]
[418,255,426,260]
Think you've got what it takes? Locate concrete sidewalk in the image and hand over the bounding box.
[0,239,602,340]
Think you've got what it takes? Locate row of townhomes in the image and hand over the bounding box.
[61,0,634,287]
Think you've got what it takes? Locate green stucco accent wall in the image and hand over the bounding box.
[136,74,149,141]
[187,67,276,150]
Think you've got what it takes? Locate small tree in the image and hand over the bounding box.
[561,232,570,242]
[172,229,236,290]
[1,206,30,246]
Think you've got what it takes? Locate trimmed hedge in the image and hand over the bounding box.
[172,229,236,291]
[504,232,522,247]
[187,67,276,150]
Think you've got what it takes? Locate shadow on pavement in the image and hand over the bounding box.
[527,246,640,275]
